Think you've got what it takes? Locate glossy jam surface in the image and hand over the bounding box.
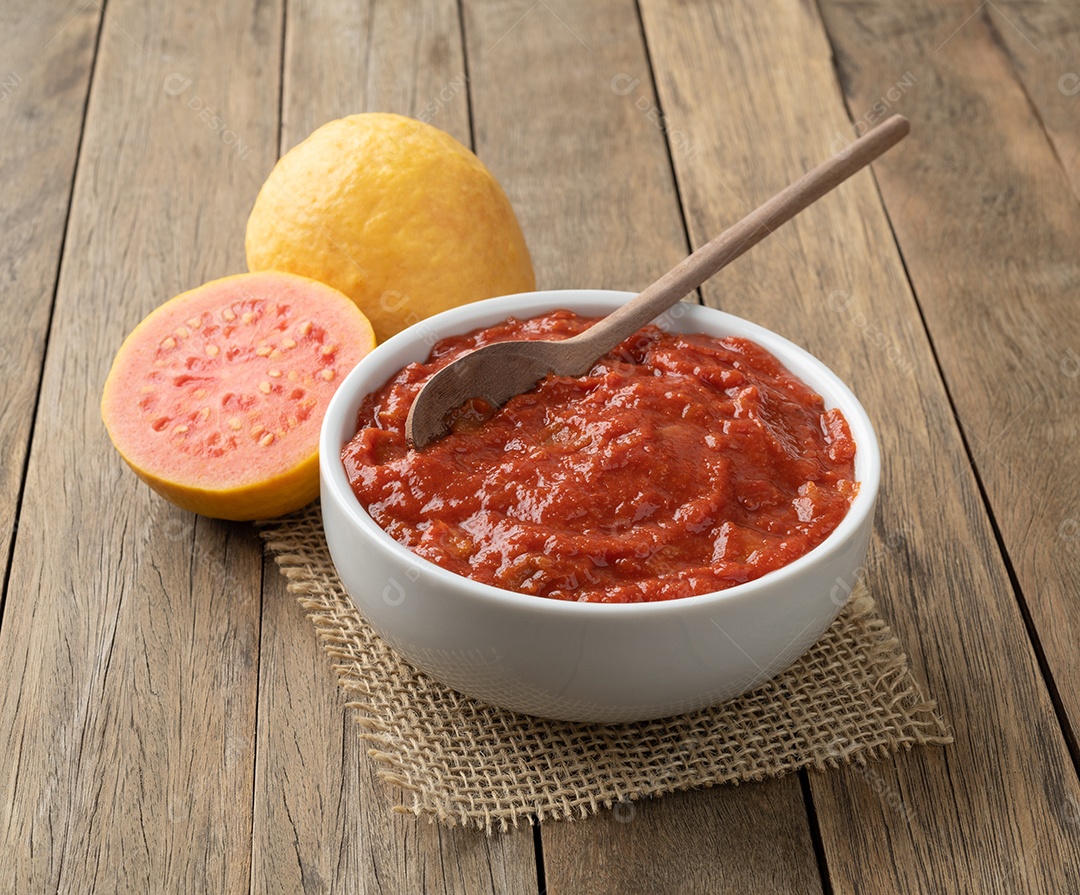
[342,310,857,603]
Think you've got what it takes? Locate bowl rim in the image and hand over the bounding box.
[320,289,881,617]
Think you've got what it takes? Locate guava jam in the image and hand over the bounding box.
[342,310,857,603]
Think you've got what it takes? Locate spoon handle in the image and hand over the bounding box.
[563,114,910,363]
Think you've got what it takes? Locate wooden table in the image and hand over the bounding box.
[4,1,1080,891]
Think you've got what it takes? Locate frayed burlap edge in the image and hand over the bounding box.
[259,504,950,832]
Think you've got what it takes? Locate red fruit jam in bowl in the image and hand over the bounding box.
[342,309,857,603]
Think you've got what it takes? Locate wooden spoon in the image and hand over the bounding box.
[406,114,910,449]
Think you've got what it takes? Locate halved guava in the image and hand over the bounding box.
[102,271,375,520]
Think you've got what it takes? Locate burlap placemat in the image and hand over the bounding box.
[259,504,950,832]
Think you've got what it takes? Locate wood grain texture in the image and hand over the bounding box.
[639,0,1080,891]
[0,0,100,590]
[986,1,1080,200]
[4,2,1077,893]
[463,1,824,891]
[0,0,280,890]
[463,0,691,292]
[253,561,537,895]
[821,0,1080,784]
[251,2,537,892]
[281,0,470,152]
[544,783,824,895]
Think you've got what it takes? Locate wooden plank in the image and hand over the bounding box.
[254,561,538,895]
[638,0,1080,891]
[986,1,1080,200]
[280,0,471,149]
[821,0,1080,819]
[544,783,824,894]
[0,0,100,591]
[0,0,281,890]
[462,2,825,892]
[251,2,537,892]
[464,0,692,292]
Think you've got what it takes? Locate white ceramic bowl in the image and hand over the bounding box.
[320,290,880,723]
